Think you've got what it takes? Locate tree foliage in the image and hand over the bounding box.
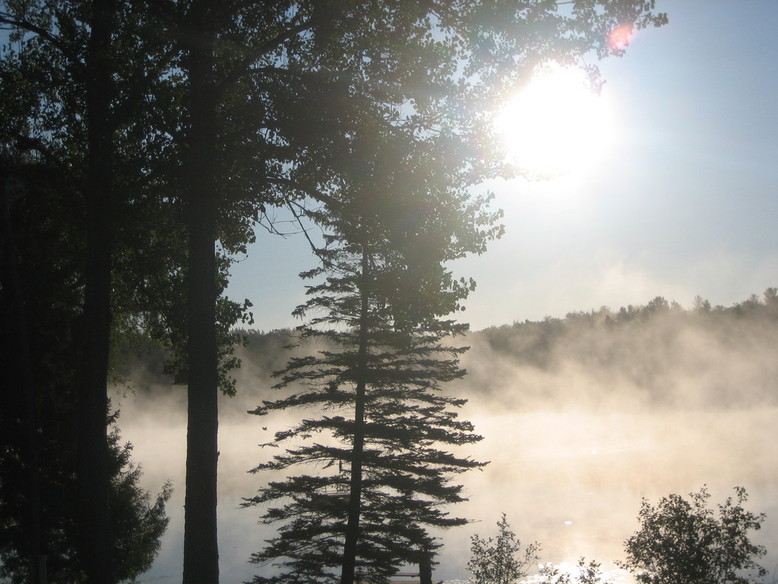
[621,486,767,584]
[0,153,173,583]
[468,514,541,584]
[0,422,171,584]
[467,516,612,584]
[0,3,178,580]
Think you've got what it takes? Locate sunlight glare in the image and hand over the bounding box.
[495,64,616,179]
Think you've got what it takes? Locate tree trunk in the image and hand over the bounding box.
[181,1,220,582]
[2,185,44,584]
[77,0,117,583]
[341,246,370,584]
[419,551,432,584]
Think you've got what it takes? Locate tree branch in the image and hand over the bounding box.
[218,19,311,94]
[0,11,79,65]
[282,194,334,269]
[265,175,343,210]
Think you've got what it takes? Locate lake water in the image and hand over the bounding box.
[114,380,778,584]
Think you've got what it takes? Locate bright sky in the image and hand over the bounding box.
[228,0,778,332]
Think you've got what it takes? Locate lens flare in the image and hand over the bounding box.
[608,23,635,51]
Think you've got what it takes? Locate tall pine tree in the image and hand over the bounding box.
[244,120,501,584]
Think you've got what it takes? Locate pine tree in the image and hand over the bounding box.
[243,120,500,584]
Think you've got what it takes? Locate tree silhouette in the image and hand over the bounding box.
[244,121,498,584]
[621,486,767,584]
[0,3,178,581]
[468,514,540,584]
[0,159,171,583]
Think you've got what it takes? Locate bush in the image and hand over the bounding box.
[468,514,541,584]
[621,486,766,584]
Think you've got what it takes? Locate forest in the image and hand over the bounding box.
[120,289,778,399]
[471,290,778,409]
[203,288,778,412]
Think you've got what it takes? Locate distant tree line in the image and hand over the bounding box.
[476,288,778,404]
[482,288,778,358]
[121,287,778,413]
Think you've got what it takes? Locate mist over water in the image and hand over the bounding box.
[114,305,778,583]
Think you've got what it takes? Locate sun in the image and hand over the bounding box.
[495,63,616,178]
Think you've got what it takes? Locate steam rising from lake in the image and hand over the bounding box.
[114,306,778,583]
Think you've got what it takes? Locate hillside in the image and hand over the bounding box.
[463,290,778,410]
[118,289,778,412]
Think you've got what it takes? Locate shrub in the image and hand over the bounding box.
[468,514,541,584]
[621,486,766,584]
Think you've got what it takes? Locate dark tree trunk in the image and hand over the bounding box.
[419,552,432,584]
[77,0,117,583]
[2,186,44,584]
[340,246,370,584]
[181,1,220,582]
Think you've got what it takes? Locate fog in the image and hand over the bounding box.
[114,304,778,583]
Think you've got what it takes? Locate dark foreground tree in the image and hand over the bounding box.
[0,1,120,578]
[0,157,171,582]
[0,418,171,584]
[0,4,117,582]
[79,1,120,580]
[621,486,767,584]
[178,2,222,581]
[0,3,179,580]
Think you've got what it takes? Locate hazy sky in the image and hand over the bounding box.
[227,0,778,332]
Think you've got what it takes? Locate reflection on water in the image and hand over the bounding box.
[114,382,778,583]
